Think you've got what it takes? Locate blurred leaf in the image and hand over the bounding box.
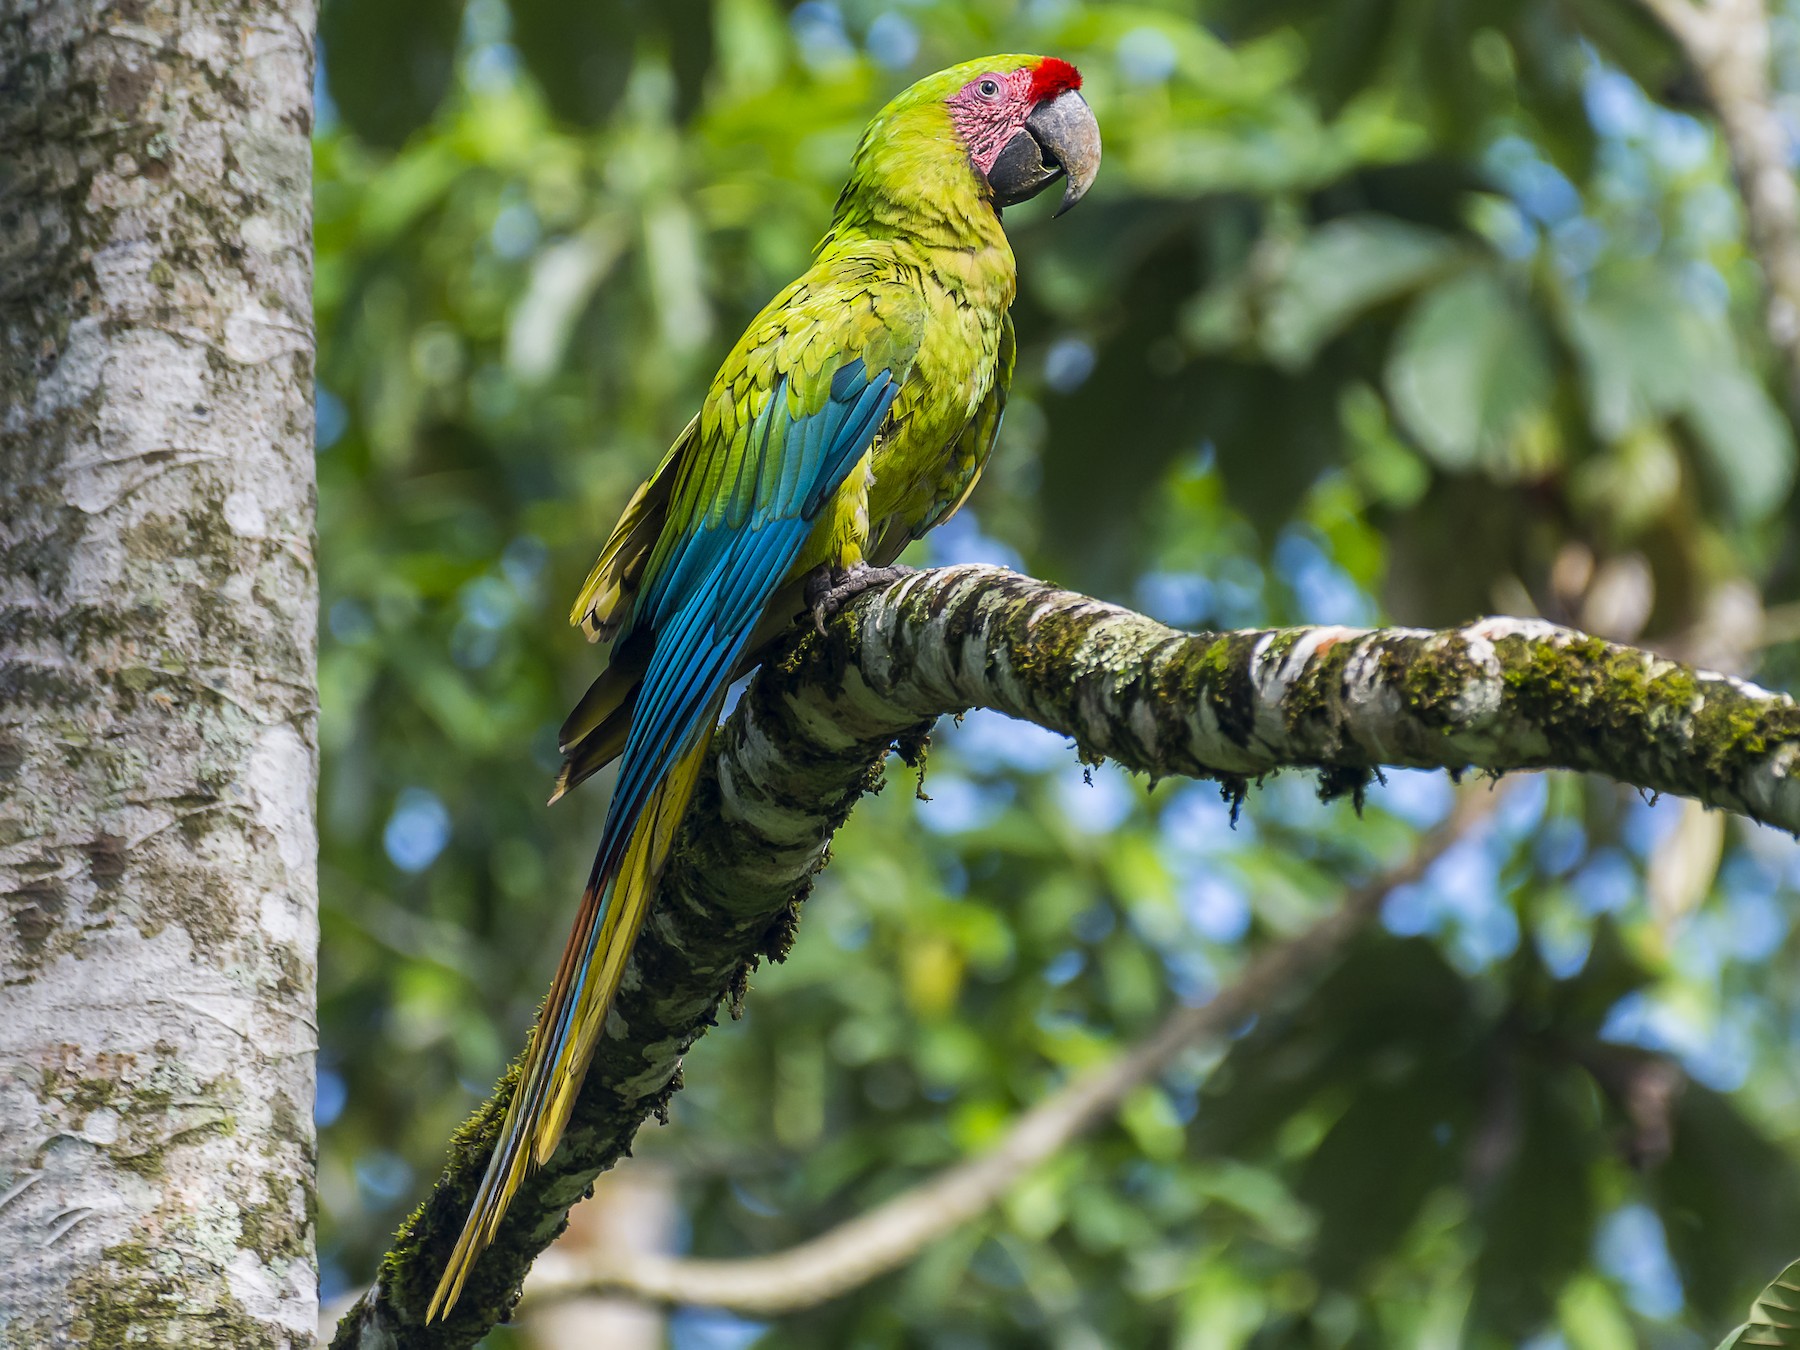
[510,0,715,125]
[1195,935,1476,1160]
[1562,264,1709,437]
[1653,1088,1800,1320]
[1192,1160,1315,1246]
[1562,262,1795,521]
[320,0,466,148]
[1297,1077,1466,1284]
[1386,269,1555,473]
[1262,216,1467,370]
[1560,1273,1638,1350]
[1120,1086,1187,1162]
[1472,1066,1601,1335]
[1562,0,1684,99]
[1716,1259,1800,1349]
[1682,365,1797,522]
[1298,0,1403,117]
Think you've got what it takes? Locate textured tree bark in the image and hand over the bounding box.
[0,0,317,1346]
[339,563,1800,1350]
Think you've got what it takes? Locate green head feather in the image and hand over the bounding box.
[830,55,1082,246]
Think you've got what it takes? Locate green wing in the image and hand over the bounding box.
[556,258,926,794]
[873,311,1013,562]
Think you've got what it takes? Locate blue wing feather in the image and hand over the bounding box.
[602,362,898,873]
[536,359,899,1063]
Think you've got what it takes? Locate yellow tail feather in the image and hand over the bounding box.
[426,715,719,1321]
[534,730,712,1162]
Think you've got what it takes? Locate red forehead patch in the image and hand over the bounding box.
[1028,57,1082,103]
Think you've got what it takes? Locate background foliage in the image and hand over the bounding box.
[313,0,1800,1343]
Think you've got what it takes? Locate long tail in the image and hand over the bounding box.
[426,702,720,1320]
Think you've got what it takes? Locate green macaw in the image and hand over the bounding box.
[430,54,1100,1317]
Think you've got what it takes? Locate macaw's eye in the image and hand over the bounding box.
[978,78,1000,99]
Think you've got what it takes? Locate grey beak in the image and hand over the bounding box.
[985,90,1102,216]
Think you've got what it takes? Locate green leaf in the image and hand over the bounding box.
[1715,1259,1800,1348]
[1386,270,1555,472]
[1655,1088,1800,1320]
[1471,1067,1601,1336]
[320,0,466,148]
[1262,216,1466,370]
[1120,1085,1187,1162]
[1682,365,1797,522]
[1563,0,1684,101]
[1560,263,1795,521]
[1560,1273,1638,1350]
[510,0,714,125]
[1561,264,1709,436]
[1297,1076,1467,1284]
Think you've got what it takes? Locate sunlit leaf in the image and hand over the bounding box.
[1560,1273,1638,1350]
[1683,364,1797,522]
[1716,1259,1800,1349]
[1386,270,1555,472]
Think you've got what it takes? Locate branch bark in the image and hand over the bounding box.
[0,0,317,1345]
[339,564,1800,1349]
[1636,0,1800,394]
[523,786,1505,1316]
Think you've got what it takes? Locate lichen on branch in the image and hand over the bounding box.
[830,566,1800,827]
[339,563,1800,1349]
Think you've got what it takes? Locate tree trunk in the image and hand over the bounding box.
[0,0,317,1344]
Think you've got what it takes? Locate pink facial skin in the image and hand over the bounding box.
[946,59,1083,174]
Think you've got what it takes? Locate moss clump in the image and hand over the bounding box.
[1280,633,1357,747]
[1495,632,1800,803]
[66,1075,118,1114]
[1004,597,1108,702]
[236,1171,307,1270]
[1392,636,1486,730]
[1496,634,1632,760]
[107,1242,153,1269]
[1690,690,1800,787]
[1316,763,1372,808]
[1217,774,1250,825]
[756,881,809,965]
[894,723,932,800]
[1261,629,1308,663]
[1190,635,1260,749]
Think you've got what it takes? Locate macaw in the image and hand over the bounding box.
[429,54,1100,1318]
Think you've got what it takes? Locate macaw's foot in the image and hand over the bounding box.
[806,563,916,635]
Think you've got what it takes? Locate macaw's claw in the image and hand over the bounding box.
[806,564,916,635]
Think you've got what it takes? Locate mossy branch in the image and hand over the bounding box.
[334,563,1800,1349]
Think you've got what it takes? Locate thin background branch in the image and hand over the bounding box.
[1637,0,1800,395]
[523,783,1510,1317]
